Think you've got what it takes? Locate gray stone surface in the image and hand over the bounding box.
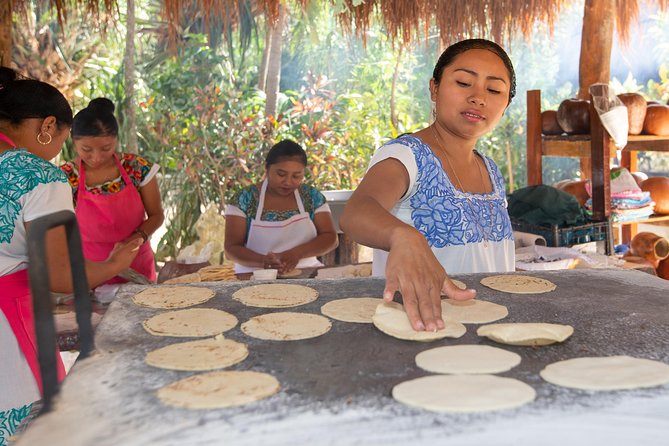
[18,269,669,445]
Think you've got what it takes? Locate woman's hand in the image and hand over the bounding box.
[106,238,143,271]
[263,252,283,270]
[275,248,303,273]
[384,227,475,332]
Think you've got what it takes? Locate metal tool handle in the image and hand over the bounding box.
[27,210,94,412]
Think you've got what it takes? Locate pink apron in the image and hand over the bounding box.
[235,179,324,273]
[75,154,156,283]
[0,270,66,393]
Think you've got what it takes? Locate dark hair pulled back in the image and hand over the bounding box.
[265,140,307,169]
[0,67,73,128]
[71,97,119,139]
[432,39,516,103]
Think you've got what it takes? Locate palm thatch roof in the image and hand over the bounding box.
[12,0,669,46]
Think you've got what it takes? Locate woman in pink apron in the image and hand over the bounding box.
[0,68,140,444]
[60,98,164,284]
[224,140,338,274]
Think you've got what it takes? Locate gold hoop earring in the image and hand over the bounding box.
[37,132,52,145]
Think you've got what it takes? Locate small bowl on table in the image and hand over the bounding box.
[252,269,278,281]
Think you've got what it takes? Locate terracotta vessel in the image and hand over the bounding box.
[629,232,669,269]
[658,257,669,280]
[157,260,211,283]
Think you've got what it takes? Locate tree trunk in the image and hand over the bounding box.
[123,0,138,153]
[577,0,615,99]
[390,44,403,132]
[0,1,11,66]
[257,22,271,91]
[264,4,286,117]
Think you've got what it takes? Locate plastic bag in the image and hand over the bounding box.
[589,83,628,150]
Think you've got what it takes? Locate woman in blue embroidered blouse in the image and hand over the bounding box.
[341,39,516,332]
[224,140,338,274]
[0,67,140,444]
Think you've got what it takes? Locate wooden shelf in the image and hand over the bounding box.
[526,89,669,247]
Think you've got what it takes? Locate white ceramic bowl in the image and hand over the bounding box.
[253,269,278,281]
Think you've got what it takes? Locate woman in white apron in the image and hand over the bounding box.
[341,39,516,332]
[224,140,338,274]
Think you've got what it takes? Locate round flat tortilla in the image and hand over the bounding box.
[415,345,521,374]
[278,268,302,278]
[441,299,508,324]
[320,297,383,323]
[145,335,248,371]
[372,302,466,342]
[477,322,573,346]
[480,275,556,294]
[232,283,318,308]
[132,286,215,309]
[157,370,280,409]
[143,308,238,337]
[540,356,669,390]
[241,312,332,341]
[392,374,536,413]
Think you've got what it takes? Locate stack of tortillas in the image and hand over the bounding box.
[163,265,238,284]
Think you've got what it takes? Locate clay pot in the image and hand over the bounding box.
[557,98,591,135]
[541,110,564,135]
[617,93,647,135]
[658,257,669,280]
[641,176,669,214]
[157,260,211,283]
[629,232,669,269]
[643,104,669,136]
[555,180,589,206]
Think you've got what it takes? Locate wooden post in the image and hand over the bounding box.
[0,1,11,66]
[526,90,543,185]
[589,98,611,221]
[577,0,615,99]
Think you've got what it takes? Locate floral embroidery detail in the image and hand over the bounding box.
[389,135,512,247]
[0,403,33,445]
[0,150,67,243]
[59,153,153,203]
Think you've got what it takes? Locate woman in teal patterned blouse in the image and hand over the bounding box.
[224,140,338,274]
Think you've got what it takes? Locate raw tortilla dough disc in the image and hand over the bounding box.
[232,283,318,308]
[441,299,508,324]
[241,312,332,341]
[480,275,556,294]
[157,370,280,409]
[372,302,466,342]
[278,268,302,278]
[449,279,467,290]
[392,374,535,413]
[320,297,384,323]
[132,286,215,309]
[477,322,573,346]
[540,355,669,390]
[145,335,248,371]
[415,345,521,374]
[143,308,238,337]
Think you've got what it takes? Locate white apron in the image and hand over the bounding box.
[235,180,324,273]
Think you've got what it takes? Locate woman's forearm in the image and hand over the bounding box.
[224,244,267,268]
[340,194,417,251]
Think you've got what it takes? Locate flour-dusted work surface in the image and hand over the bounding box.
[18,269,669,446]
